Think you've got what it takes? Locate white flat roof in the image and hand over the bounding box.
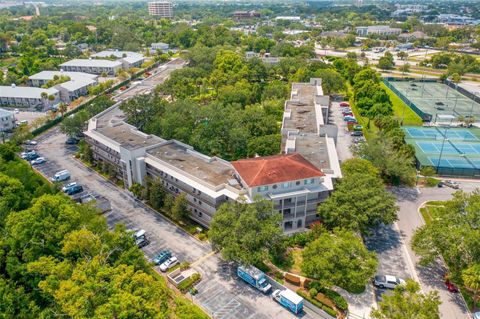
[0,86,58,99]
[57,78,97,92]
[60,59,122,68]
[280,289,303,305]
[29,71,98,81]
[91,50,144,59]
[0,108,13,117]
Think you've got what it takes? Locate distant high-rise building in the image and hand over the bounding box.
[148,1,173,19]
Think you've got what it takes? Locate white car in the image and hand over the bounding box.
[373,275,406,289]
[30,157,46,165]
[62,182,77,192]
[25,140,38,145]
[159,256,178,272]
[473,311,480,319]
[14,108,19,114]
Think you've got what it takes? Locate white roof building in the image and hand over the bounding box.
[0,85,58,99]
[29,70,98,82]
[91,50,145,69]
[60,59,123,68]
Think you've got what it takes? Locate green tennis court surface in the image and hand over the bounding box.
[384,80,480,122]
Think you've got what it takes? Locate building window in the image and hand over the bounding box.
[198,191,201,195]
[282,182,291,189]
[257,186,268,192]
[198,212,203,217]
[295,181,300,186]
[304,178,315,185]
[297,219,303,228]
[199,201,202,205]
[194,198,197,202]
[272,185,277,189]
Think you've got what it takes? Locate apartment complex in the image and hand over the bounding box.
[0,85,60,108]
[0,108,15,132]
[59,59,123,76]
[356,25,402,36]
[148,1,173,18]
[28,70,98,103]
[91,50,145,69]
[84,77,341,233]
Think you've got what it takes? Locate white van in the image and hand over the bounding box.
[51,170,71,182]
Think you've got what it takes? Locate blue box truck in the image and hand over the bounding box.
[272,289,304,314]
[237,265,272,293]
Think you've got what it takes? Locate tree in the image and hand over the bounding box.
[316,69,345,94]
[209,198,283,265]
[400,63,411,75]
[397,51,408,61]
[0,173,29,226]
[371,280,441,319]
[378,55,395,70]
[301,228,378,292]
[353,133,416,185]
[412,191,480,273]
[171,193,189,221]
[40,92,48,100]
[60,110,90,137]
[462,264,480,309]
[146,177,166,210]
[317,159,398,234]
[58,102,68,117]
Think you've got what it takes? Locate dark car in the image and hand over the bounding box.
[351,131,363,136]
[66,185,83,195]
[25,153,39,161]
[153,250,172,265]
[136,237,150,248]
[65,137,79,145]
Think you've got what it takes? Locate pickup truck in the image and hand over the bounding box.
[272,289,304,314]
[237,266,271,293]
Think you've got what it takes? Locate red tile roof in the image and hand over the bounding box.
[232,153,324,187]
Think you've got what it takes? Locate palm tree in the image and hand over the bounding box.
[462,264,480,310]
[40,92,48,100]
[58,103,67,117]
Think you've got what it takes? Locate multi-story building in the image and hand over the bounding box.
[84,75,341,233]
[0,108,15,132]
[59,59,123,76]
[28,70,98,87]
[148,1,173,18]
[356,26,402,36]
[91,50,145,69]
[0,85,60,108]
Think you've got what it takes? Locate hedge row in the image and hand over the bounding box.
[177,273,201,293]
[296,290,337,318]
[306,281,348,311]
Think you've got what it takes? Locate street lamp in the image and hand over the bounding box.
[436,126,450,174]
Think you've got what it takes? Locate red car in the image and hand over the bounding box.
[340,102,350,107]
[347,120,358,125]
[444,274,459,293]
[343,112,354,117]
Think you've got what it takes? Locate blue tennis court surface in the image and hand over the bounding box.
[403,126,480,177]
[405,127,478,141]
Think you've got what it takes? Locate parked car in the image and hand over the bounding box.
[373,275,406,289]
[160,256,179,272]
[30,157,46,165]
[473,311,480,319]
[351,131,363,136]
[51,170,71,182]
[21,150,36,159]
[24,152,39,161]
[153,250,172,265]
[133,229,150,248]
[25,140,38,146]
[344,116,356,122]
[442,180,460,189]
[65,137,79,145]
[14,108,19,114]
[62,182,78,192]
[342,112,354,117]
[340,102,350,107]
[66,184,83,195]
[347,120,358,125]
[353,125,363,131]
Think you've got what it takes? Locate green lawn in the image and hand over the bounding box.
[380,82,423,126]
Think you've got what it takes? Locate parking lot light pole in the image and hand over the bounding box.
[436,126,450,174]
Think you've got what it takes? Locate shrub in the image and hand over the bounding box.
[306,281,348,311]
[425,177,440,187]
[297,290,337,317]
[177,273,201,292]
[180,262,190,270]
[198,233,207,241]
[309,288,318,298]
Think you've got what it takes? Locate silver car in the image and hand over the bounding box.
[373,275,406,289]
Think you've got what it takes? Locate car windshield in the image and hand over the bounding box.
[259,278,268,288]
[396,278,402,284]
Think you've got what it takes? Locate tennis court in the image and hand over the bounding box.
[403,126,480,178]
[384,79,480,122]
